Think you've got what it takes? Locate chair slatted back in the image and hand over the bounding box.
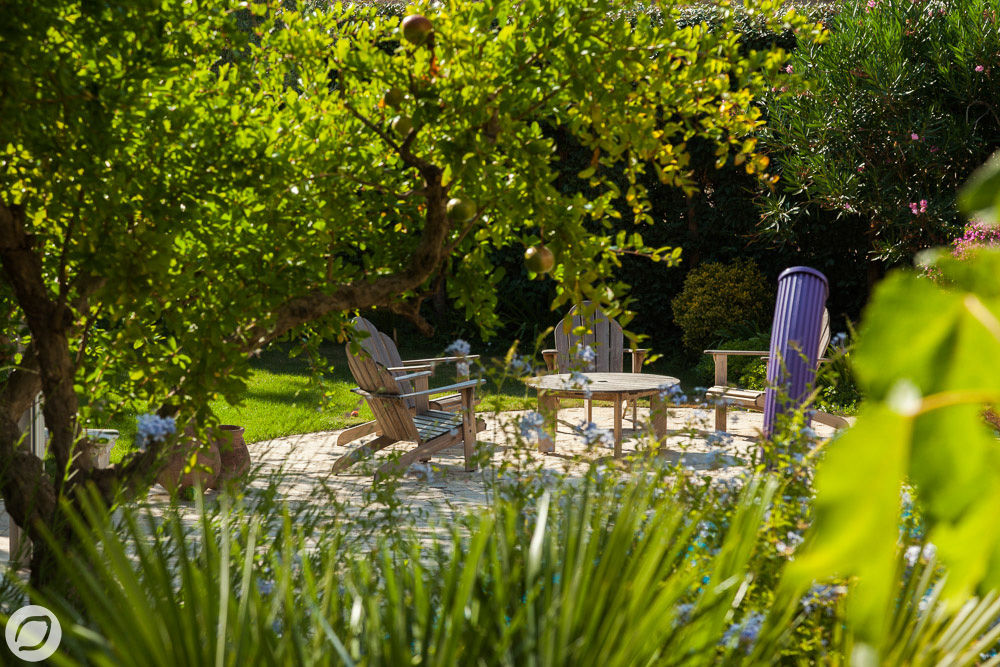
[554,303,624,373]
[345,346,420,442]
[818,308,831,359]
[351,317,428,413]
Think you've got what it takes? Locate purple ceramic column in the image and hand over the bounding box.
[762,267,829,437]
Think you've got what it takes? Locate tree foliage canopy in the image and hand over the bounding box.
[0,0,820,579]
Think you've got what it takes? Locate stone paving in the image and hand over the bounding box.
[0,405,840,565]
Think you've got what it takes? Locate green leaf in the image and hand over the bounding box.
[853,271,1000,400]
[784,404,909,643]
[958,150,1000,221]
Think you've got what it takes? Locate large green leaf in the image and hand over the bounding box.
[958,150,1000,221]
[785,404,909,642]
[853,270,1000,401]
[792,255,1000,652]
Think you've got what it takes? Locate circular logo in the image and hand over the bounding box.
[5,605,62,662]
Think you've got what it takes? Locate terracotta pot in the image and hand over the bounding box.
[212,424,250,487]
[156,429,222,493]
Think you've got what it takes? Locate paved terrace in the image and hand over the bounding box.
[0,406,840,564]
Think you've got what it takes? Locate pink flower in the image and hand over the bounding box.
[911,133,920,141]
[975,65,985,72]
[867,0,877,7]
[857,164,866,173]
[910,203,920,215]
[953,220,1000,259]
[920,199,928,212]
[930,145,939,153]
[785,65,794,74]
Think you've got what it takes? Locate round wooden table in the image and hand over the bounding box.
[524,372,680,457]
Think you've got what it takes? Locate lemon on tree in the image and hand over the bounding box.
[401,14,433,46]
[524,245,555,274]
[446,198,477,222]
[391,115,413,136]
[383,87,405,108]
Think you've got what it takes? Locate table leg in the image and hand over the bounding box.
[537,390,559,453]
[649,391,667,452]
[613,398,623,457]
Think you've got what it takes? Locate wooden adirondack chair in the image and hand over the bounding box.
[542,302,650,425]
[333,346,485,479]
[336,317,479,448]
[704,309,850,432]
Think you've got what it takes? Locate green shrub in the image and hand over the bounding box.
[694,331,772,386]
[761,0,1000,268]
[672,260,773,353]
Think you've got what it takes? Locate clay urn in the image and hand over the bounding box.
[211,424,250,487]
[156,427,222,494]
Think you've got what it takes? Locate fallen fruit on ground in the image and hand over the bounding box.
[524,244,555,274]
[401,14,433,46]
[446,197,477,222]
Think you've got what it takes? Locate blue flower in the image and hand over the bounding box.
[257,578,275,595]
[575,343,597,367]
[566,371,593,398]
[800,583,846,615]
[723,611,766,653]
[519,411,546,443]
[134,414,176,451]
[507,354,533,376]
[444,339,471,356]
[576,421,613,448]
[777,531,804,557]
[673,603,694,625]
[904,542,936,568]
[706,431,733,447]
[658,383,687,405]
[409,461,434,482]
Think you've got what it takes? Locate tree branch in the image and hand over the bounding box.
[0,203,82,483]
[237,164,450,351]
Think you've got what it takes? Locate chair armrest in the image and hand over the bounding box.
[396,379,485,399]
[401,355,481,366]
[704,350,779,387]
[541,349,557,371]
[703,350,770,356]
[387,365,433,374]
[386,370,432,383]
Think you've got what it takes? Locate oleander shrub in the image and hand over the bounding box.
[951,217,1000,259]
[760,0,1000,271]
[672,259,773,353]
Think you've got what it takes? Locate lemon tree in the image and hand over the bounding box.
[0,0,819,583]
